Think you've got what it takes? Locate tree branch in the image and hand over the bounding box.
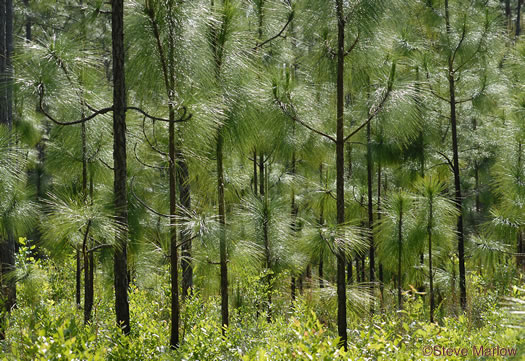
[451,19,467,65]
[98,158,114,170]
[130,176,173,219]
[142,116,168,157]
[126,106,192,123]
[38,84,113,126]
[436,151,455,172]
[133,143,167,170]
[275,96,336,143]
[88,244,112,253]
[344,62,396,143]
[253,11,294,51]
[344,33,359,57]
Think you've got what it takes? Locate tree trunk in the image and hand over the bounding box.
[319,163,325,289]
[253,149,258,195]
[366,117,375,313]
[23,0,31,41]
[0,0,15,341]
[217,129,229,333]
[517,0,522,36]
[377,162,384,310]
[428,200,435,323]
[397,206,403,310]
[169,114,179,348]
[112,0,130,335]
[335,0,347,350]
[445,0,467,312]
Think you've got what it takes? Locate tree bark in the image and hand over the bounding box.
[428,200,435,323]
[445,0,467,312]
[217,129,229,332]
[377,162,384,310]
[517,0,522,36]
[397,206,403,310]
[169,113,179,348]
[23,0,31,41]
[335,0,347,350]
[0,0,15,341]
[112,0,130,335]
[366,117,375,313]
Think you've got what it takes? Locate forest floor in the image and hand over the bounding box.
[0,252,524,361]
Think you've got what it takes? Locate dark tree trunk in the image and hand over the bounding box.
[397,207,403,310]
[428,201,435,323]
[0,0,15,341]
[217,129,229,332]
[377,162,384,310]
[319,163,325,289]
[112,0,130,335]
[169,116,179,348]
[366,118,375,313]
[449,63,467,313]
[445,0,467,312]
[253,149,258,195]
[335,0,347,350]
[517,0,522,36]
[518,143,524,270]
[23,0,30,40]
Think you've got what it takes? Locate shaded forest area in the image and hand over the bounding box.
[0,0,524,360]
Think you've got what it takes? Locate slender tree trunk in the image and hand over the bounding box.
[518,142,524,270]
[397,207,403,311]
[517,0,522,36]
[335,0,347,350]
[23,0,31,41]
[366,118,375,313]
[253,149,258,195]
[445,0,467,312]
[319,163,325,289]
[169,115,179,347]
[290,143,298,302]
[505,0,511,28]
[377,162,384,310]
[217,129,229,332]
[428,200,435,323]
[112,0,130,335]
[0,0,15,341]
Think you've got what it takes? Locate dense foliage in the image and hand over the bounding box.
[0,0,524,359]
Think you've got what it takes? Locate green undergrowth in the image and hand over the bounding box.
[0,254,523,360]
